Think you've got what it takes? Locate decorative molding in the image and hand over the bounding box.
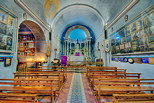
[112,51,154,56]
[105,0,138,29]
[65,25,90,38]
[51,3,105,28]
[15,0,50,31]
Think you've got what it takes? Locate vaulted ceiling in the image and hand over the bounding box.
[19,0,132,38]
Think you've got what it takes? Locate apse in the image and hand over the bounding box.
[52,4,104,41]
[68,29,87,41]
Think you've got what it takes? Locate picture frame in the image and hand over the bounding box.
[0,6,17,53]
[4,57,11,66]
[105,40,110,52]
[110,5,154,55]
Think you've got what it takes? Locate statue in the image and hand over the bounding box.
[74,39,81,56]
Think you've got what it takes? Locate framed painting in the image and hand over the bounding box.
[110,5,154,55]
[4,57,11,66]
[0,6,17,53]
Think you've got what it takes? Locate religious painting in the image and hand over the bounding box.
[6,36,12,50]
[0,6,17,53]
[111,39,116,54]
[7,25,14,36]
[148,35,154,51]
[143,16,149,28]
[119,57,125,62]
[19,42,24,48]
[0,22,7,34]
[141,58,149,64]
[136,19,143,30]
[149,58,154,64]
[0,11,7,24]
[105,40,110,52]
[134,57,142,64]
[125,25,131,35]
[4,57,11,67]
[131,22,137,33]
[110,5,154,55]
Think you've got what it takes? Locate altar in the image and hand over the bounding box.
[67,41,86,66]
[69,55,85,66]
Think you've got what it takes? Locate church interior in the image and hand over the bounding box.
[0,0,154,103]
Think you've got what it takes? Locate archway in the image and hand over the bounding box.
[17,20,46,71]
[60,25,95,66]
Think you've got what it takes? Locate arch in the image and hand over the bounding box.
[51,3,105,28]
[65,25,90,39]
[61,24,95,43]
[17,20,47,70]
[21,20,45,41]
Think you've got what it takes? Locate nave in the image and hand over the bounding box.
[0,0,154,103]
[0,66,154,103]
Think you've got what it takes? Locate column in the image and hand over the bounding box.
[65,38,68,56]
[87,37,91,57]
[89,40,91,56]
[63,41,65,55]
[88,41,90,56]
[86,41,88,56]
[66,41,67,56]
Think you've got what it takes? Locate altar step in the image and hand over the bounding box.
[66,68,86,73]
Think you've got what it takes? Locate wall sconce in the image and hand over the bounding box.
[124,15,128,22]
[23,13,27,20]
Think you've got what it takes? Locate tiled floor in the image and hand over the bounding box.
[56,73,96,103]
[56,73,73,103]
[81,73,96,103]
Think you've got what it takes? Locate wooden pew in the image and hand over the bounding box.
[0,86,54,103]
[0,99,36,103]
[88,72,141,89]
[86,66,127,78]
[94,79,154,103]
[112,93,154,103]
[14,71,65,88]
[0,93,38,103]
[27,68,67,79]
[13,72,65,100]
[86,66,119,72]
[0,78,55,103]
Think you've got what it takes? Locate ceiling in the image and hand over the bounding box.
[51,0,131,39]
[20,0,132,39]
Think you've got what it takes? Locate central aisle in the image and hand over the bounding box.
[56,73,96,103]
[66,73,86,103]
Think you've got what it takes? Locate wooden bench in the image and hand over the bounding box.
[0,86,54,103]
[86,67,127,78]
[14,71,65,88]
[86,66,119,71]
[87,69,127,76]
[27,68,67,79]
[0,78,55,103]
[113,93,154,103]
[0,99,37,103]
[0,92,38,103]
[88,72,141,89]
[94,79,154,103]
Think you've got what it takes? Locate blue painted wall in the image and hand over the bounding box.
[0,0,48,78]
[107,0,154,79]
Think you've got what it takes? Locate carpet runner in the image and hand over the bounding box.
[56,73,96,103]
[66,73,86,103]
